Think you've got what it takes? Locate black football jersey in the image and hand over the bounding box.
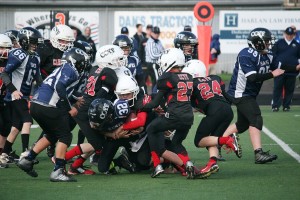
[84,67,118,101]
[157,72,194,123]
[191,75,228,114]
[37,40,64,79]
[0,59,7,100]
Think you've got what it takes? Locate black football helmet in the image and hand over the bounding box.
[174,31,198,55]
[247,28,275,51]
[62,47,90,74]
[88,98,114,130]
[17,27,43,52]
[112,35,133,55]
[77,40,94,61]
[4,30,19,44]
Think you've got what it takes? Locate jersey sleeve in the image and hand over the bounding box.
[157,73,173,91]
[5,49,26,73]
[100,68,118,90]
[238,48,258,77]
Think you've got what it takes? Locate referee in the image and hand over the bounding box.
[145,26,164,92]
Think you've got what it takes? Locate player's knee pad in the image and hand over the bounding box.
[252,115,263,130]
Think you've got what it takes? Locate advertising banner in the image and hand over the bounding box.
[219,11,300,53]
[15,11,99,45]
[115,11,198,48]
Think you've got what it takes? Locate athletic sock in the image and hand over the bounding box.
[254,148,263,154]
[27,149,38,161]
[21,134,29,152]
[71,156,86,169]
[218,137,230,146]
[54,158,66,171]
[151,151,160,167]
[208,156,217,164]
[177,151,190,165]
[2,140,13,154]
[65,145,83,161]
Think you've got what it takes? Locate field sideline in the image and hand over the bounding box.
[1,106,300,200]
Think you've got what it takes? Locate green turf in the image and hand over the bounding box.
[1,106,300,200]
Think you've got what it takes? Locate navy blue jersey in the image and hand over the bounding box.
[32,62,80,109]
[191,75,228,114]
[127,51,142,77]
[227,47,277,98]
[4,48,41,101]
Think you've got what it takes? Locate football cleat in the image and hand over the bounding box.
[17,157,38,177]
[0,153,10,167]
[50,168,77,182]
[255,150,278,164]
[114,154,136,173]
[194,163,219,179]
[226,133,242,158]
[19,150,39,165]
[185,161,196,179]
[151,164,164,178]
[8,150,20,163]
[67,165,96,175]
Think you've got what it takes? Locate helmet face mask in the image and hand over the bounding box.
[96,45,128,69]
[17,27,43,53]
[158,48,185,76]
[112,35,133,56]
[4,30,20,48]
[0,34,13,59]
[62,47,90,75]
[174,31,198,56]
[50,25,75,52]
[247,28,275,52]
[115,76,139,107]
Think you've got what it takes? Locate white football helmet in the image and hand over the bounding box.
[0,34,13,59]
[50,24,75,52]
[182,59,207,78]
[95,45,128,69]
[158,48,185,76]
[115,76,139,107]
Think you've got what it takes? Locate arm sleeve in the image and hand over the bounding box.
[123,112,147,130]
[140,90,165,111]
[0,71,17,92]
[247,72,273,83]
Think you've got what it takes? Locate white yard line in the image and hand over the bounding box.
[262,126,300,163]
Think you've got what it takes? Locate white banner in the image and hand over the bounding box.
[114,11,198,48]
[15,12,99,45]
[219,10,300,53]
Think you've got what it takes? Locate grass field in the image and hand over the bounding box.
[1,106,300,200]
